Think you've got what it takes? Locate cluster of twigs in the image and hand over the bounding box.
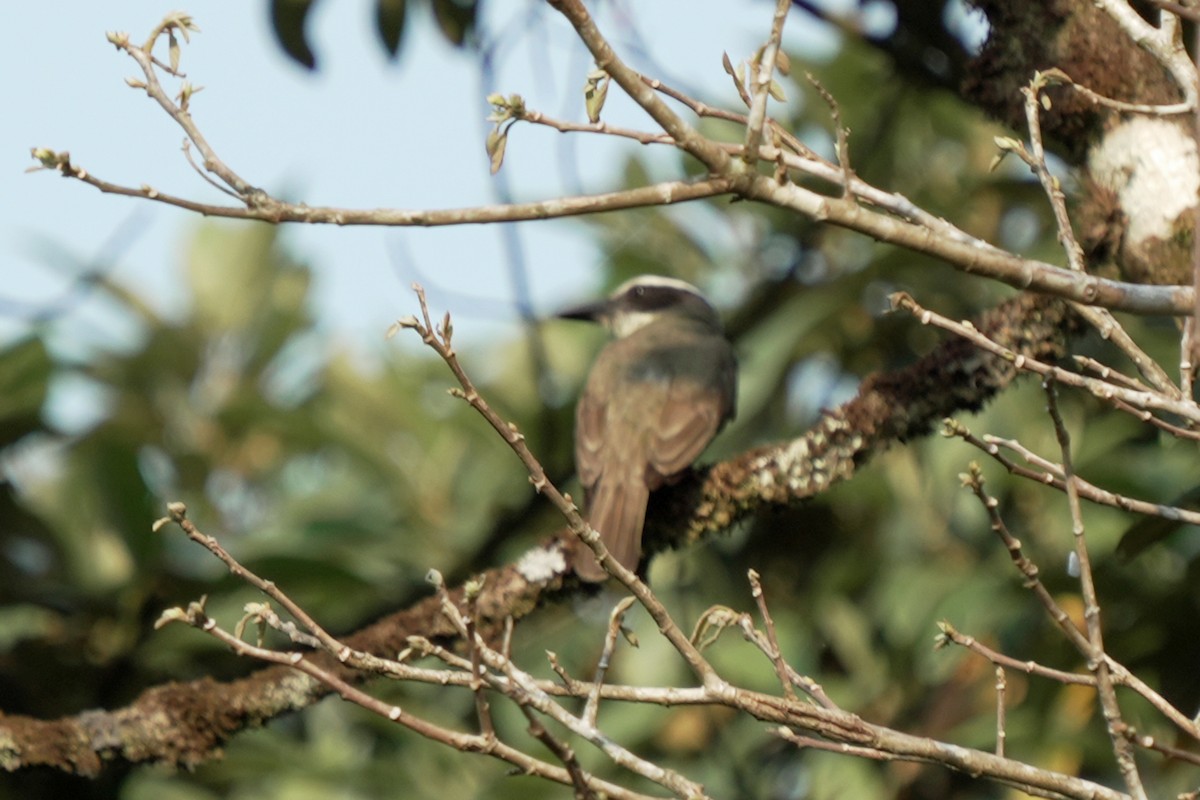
[23,0,1200,797]
[27,5,1192,314]
[153,282,1130,800]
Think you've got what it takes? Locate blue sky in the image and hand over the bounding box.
[4,2,849,364]
[0,0,992,449]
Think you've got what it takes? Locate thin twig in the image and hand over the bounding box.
[154,503,359,663]
[165,603,648,799]
[945,420,1200,526]
[1121,725,1200,767]
[1111,397,1200,440]
[1015,101,1182,395]
[804,71,854,198]
[937,621,1095,686]
[519,705,598,799]
[894,293,1200,420]
[181,139,240,199]
[1046,382,1147,800]
[743,0,792,165]
[1072,355,1153,393]
[1020,72,1086,273]
[107,27,260,198]
[464,582,496,741]
[1070,307,1180,398]
[995,666,1007,758]
[1040,67,1192,115]
[1185,314,1197,399]
[960,465,1092,655]
[774,726,896,761]
[34,147,736,226]
[547,0,731,173]
[585,596,637,727]
[748,570,797,702]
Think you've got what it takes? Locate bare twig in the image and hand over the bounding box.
[1076,306,1179,397]
[1110,396,1200,439]
[1121,725,1200,767]
[958,465,1200,740]
[1017,72,1182,393]
[743,0,792,164]
[180,139,240,199]
[748,570,797,702]
[1046,383,1146,799]
[107,26,260,198]
[804,71,855,197]
[894,293,1200,419]
[1040,67,1192,115]
[153,503,357,662]
[937,620,1095,686]
[163,601,648,799]
[546,0,730,173]
[31,147,736,226]
[1012,72,1181,396]
[585,596,637,727]
[463,582,496,741]
[519,706,599,799]
[1072,355,1153,393]
[995,667,1007,758]
[515,107,673,144]
[945,420,1200,526]
[774,726,897,761]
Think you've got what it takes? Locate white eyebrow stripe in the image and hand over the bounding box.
[610,275,704,299]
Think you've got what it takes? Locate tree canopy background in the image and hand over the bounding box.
[4,2,1199,799]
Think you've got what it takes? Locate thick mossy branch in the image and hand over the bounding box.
[649,293,1076,550]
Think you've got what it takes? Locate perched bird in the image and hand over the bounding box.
[558,275,737,582]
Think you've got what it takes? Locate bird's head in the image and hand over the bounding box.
[557,275,722,339]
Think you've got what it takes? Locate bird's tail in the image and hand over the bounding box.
[576,478,649,582]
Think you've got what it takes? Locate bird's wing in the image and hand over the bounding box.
[574,386,608,490]
[645,376,727,480]
[574,370,661,580]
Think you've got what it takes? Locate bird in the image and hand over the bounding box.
[558,275,737,582]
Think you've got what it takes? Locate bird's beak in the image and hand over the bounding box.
[556,298,610,323]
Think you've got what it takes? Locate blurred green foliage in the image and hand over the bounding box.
[6,19,1200,800]
[269,0,477,69]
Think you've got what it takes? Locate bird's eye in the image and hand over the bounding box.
[634,286,645,296]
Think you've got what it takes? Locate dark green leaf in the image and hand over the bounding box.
[0,337,52,443]
[270,0,318,70]
[431,0,477,47]
[375,0,407,58]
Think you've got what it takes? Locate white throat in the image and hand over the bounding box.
[607,310,659,339]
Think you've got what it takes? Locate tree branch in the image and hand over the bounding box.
[0,289,1079,779]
